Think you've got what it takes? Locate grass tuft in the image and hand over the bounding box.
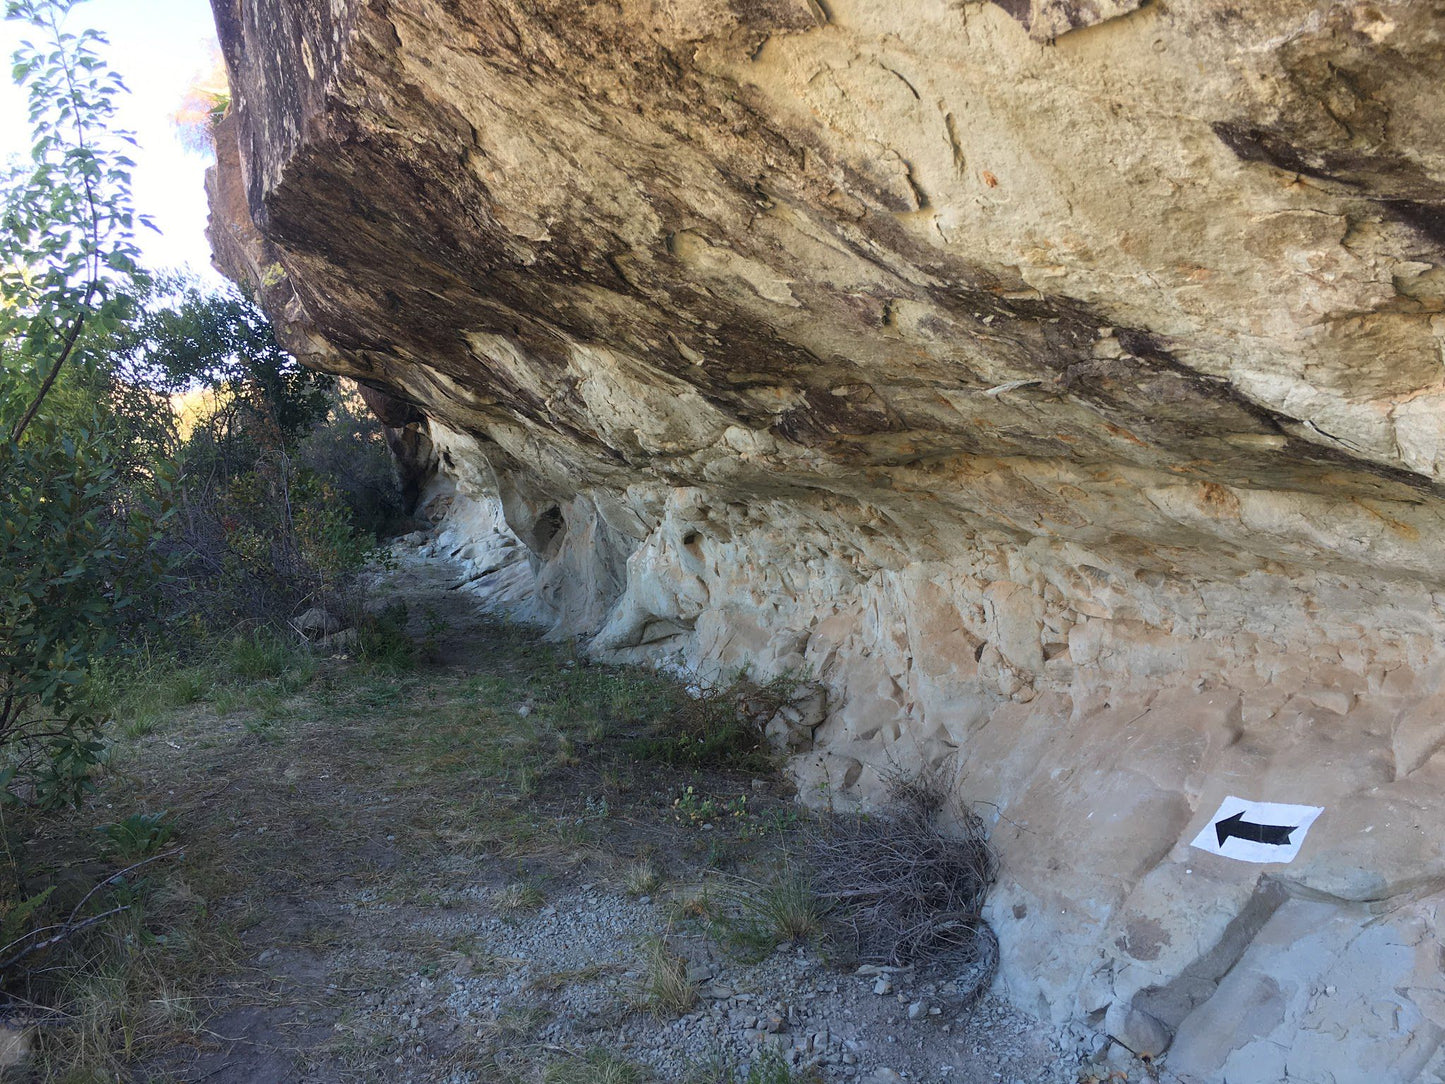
[726,865,830,947]
[622,858,662,898]
[683,1046,821,1084]
[228,627,303,680]
[492,880,545,915]
[352,602,419,673]
[637,935,698,1016]
[543,1049,646,1084]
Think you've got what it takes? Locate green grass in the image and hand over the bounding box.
[353,602,420,673]
[543,1048,646,1084]
[10,606,813,1082]
[683,1047,821,1084]
[228,627,305,680]
[729,866,830,946]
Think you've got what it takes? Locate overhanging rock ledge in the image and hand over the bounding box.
[205,0,1445,1078]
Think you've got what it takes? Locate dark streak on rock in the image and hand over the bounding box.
[1212,122,1445,250]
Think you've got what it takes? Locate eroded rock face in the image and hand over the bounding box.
[206,0,1445,1077]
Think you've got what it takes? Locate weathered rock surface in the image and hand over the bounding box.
[206,0,1445,1078]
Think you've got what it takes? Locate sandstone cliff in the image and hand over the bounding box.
[206,1,1445,1078]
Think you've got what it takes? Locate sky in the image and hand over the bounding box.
[0,0,223,282]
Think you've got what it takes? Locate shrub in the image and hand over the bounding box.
[0,432,170,808]
[115,277,398,637]
[0,0,170,809]
[296,384,409,537]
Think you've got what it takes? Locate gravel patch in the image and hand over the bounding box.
[338,884,1094,1083]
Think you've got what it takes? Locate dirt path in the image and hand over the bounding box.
[27,546,1114,1084]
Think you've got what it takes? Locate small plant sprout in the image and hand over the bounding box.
[98,811,177,860]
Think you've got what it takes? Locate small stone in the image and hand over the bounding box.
[295,606,342,639]
[1110,1005,1172,1058]
[873,977,893,996]
[907,1000,927,1021]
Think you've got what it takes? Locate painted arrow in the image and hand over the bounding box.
[1215,810,1298,847]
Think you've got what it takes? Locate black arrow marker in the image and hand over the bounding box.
[1215,810,1297,847]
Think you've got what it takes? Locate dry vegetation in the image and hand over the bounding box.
[808,771,999,994]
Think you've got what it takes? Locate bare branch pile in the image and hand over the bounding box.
[809,770,999,1000]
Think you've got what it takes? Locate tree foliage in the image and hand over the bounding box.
[1,0,146,442]
[0,1,404,808]
[0,0,164,808]
[123,275,335,455]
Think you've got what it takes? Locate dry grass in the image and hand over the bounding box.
[528,962,617,992]
[493,881,546,915]
[622,857,663,897]
[666,883,721,923]
[636,935,698,1016]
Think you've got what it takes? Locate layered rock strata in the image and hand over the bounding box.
[206,0,1445,1078]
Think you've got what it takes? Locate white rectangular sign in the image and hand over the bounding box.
[1189,796,1323,864]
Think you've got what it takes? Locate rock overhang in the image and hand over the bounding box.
[206,1,1445,1078]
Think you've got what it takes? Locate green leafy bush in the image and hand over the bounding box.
[0,432,170,807]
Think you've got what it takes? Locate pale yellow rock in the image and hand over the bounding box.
[205,0,1445,1079]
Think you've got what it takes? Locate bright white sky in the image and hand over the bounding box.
[0,0,223,282]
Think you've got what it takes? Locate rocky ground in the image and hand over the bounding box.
[13,541,1143,1084]
[339,883,1077,1084]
